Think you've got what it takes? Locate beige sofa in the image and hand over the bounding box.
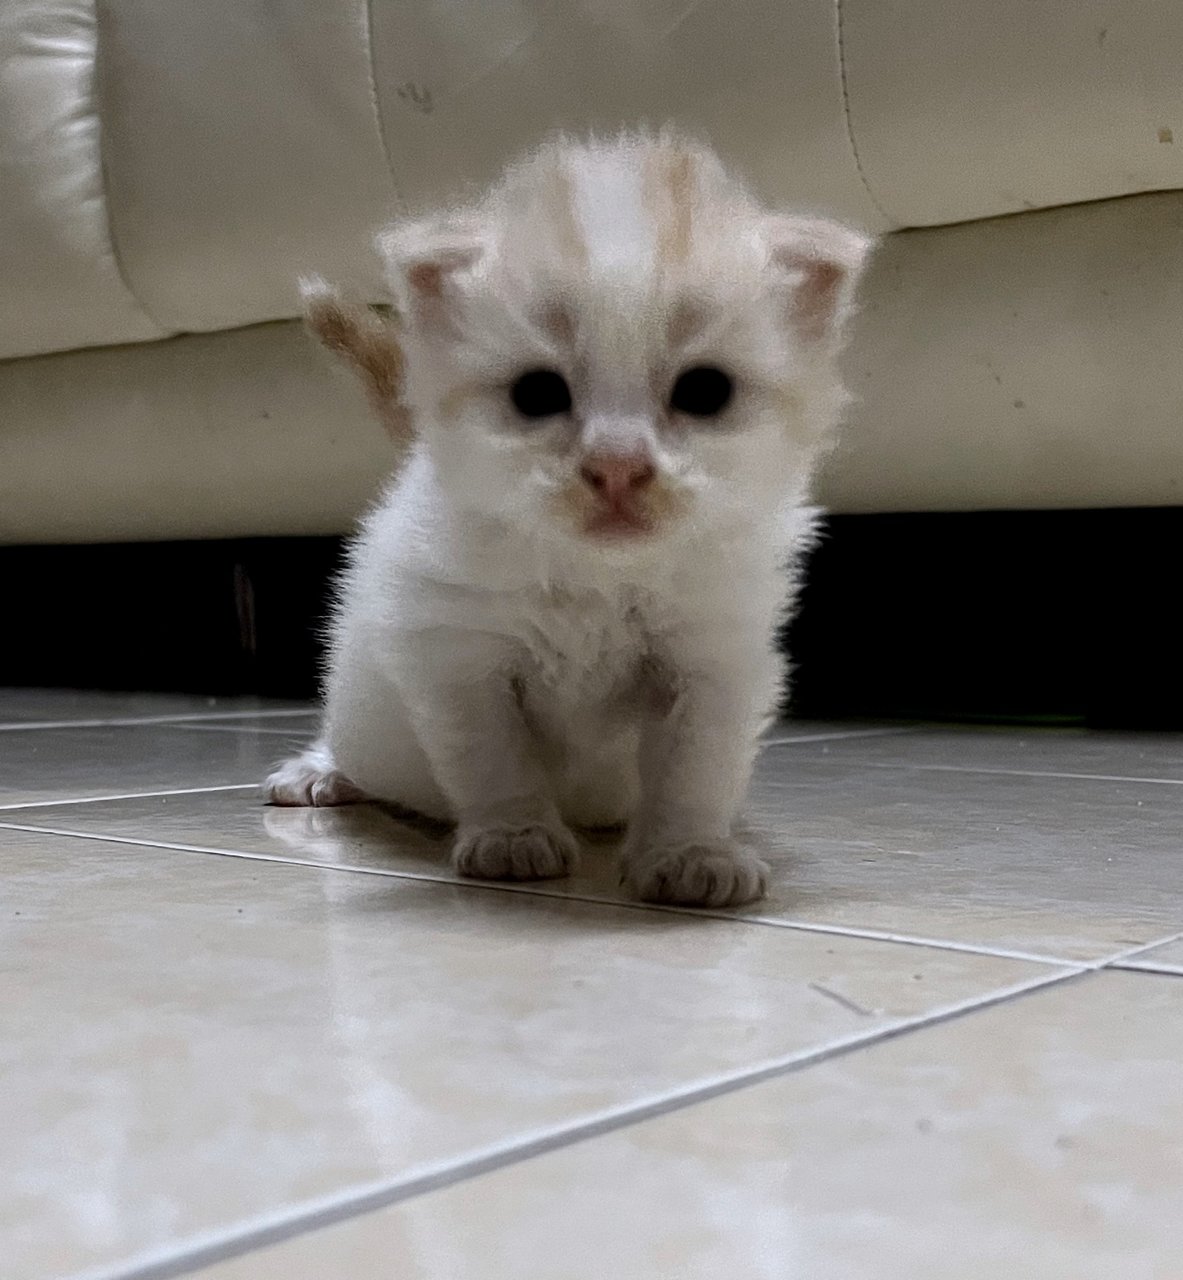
[2,0,1182,545]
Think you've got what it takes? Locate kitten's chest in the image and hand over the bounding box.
[513,586,648,699]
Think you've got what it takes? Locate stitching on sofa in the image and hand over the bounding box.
[363,0,406,213]
[90,0,173,335]
[834,0,893,225]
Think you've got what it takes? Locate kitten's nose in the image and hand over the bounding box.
[579,451,656,503]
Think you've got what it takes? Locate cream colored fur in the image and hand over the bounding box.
[266,134,872,907]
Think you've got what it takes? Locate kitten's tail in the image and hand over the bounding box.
[299,275,413,451]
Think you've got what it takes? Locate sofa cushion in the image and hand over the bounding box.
[840,0,1183,225]
[0,1,167,359]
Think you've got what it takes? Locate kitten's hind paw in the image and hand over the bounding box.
[452,822,579,882]
[623,841,769,908]
[264,746,366,807]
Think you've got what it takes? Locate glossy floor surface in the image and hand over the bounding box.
[2,691,1179,1280]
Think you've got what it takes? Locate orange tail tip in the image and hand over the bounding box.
[298,275,413,449]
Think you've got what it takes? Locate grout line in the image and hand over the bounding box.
[0,823,400,871]
[71,964,1082,1280]
[0,819,1076,968]
[1104,929,1183,975]
[0,709,314,733]
[0,715,883,741]
[730,912,1066,966]
[169,724,318,738]
[843,760,1183,788]
[1094,930,1183,966]
[761,727,916,746]
[1112,962,1183,977]
[1057,934,1183,981]
[0,785,258,813]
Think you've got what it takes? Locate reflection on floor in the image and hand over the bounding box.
[2,690,1179,1280]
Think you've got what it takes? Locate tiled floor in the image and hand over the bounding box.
[2,691,1179,1280]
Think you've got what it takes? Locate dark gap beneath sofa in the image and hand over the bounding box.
[1,509,1179,729]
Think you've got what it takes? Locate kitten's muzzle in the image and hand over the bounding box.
[579,450,656,503]
[578,449,659,537]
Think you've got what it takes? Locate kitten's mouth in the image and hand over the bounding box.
[583,505,655,539]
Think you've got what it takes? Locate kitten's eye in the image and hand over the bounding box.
[510,369,572,419]
[669,365,733,418]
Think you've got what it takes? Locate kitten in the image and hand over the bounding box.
[266,134,872,908]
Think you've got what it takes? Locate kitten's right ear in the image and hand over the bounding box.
[763,216,874,347]
[375,216,486,322]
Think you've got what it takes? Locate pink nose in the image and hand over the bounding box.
[579,452,656,503]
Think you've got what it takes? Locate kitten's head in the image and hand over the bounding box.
[379,135,872,549]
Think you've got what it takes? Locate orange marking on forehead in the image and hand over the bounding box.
[544,155,588,268]
[653,145,696,267]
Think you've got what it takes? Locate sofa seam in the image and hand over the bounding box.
[90,0,174,335]
[363,0,406,213]
[834,0,893,225]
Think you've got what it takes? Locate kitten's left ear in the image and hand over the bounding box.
[375,215,486,324]
[763,216,874,345]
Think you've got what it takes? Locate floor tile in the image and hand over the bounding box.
[0,827,1049,1280]
[0,688,309,729]
[1115,937,1183,976]
[746,745,1183,960]
[170,717,320,739]
[172,717,904,744]
[0,724,301,808]
[12,728,1180,962]
[801,724,1183,783]
[194,971,1183,1280]
[762,722,914,745]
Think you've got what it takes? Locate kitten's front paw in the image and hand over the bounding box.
[264,748,366,807]
[452,823,579,882]
[623,841,769,908]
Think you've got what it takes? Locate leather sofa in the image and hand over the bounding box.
[3,0,1181,544]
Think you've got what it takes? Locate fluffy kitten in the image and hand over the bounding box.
[266,134,872,908]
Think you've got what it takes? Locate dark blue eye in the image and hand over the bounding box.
[510,369,572,419]
[670,366,733,417]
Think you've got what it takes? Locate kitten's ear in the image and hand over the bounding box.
[375,216,486,322]
[763,216,874,345]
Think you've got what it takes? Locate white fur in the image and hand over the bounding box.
[266,135,871,907]
[569,149,654,270]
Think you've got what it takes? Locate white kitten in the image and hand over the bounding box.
[266,134,872,908]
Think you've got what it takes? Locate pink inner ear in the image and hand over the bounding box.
[378,219,484,311]
[783,254,839,343]
[765,215,872,343]
[778,251,846,343]
[407,260,446,299]
[401,243,483,304]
